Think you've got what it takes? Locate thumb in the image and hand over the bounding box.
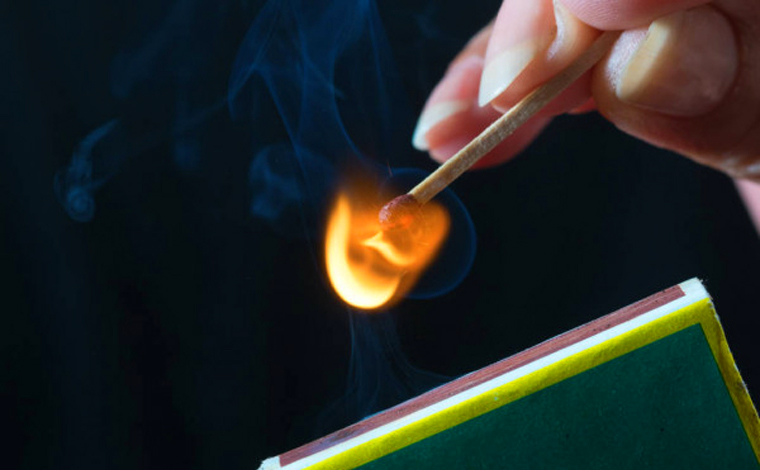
[588,3,760,180]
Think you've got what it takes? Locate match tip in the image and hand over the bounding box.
[379,194,422,231]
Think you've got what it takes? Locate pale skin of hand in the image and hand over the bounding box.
[412,0,760,232]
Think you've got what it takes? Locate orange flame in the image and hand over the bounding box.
[325,190,449,310]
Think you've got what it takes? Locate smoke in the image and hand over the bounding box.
[54,119,117,222]
[54,0,478,272]
[248,143,336,238]
[54,0,477,434]
[227,0,476,431]
[229,0,476,287]
[228,0,405,241]
[54,0,232,221]
[313,312,450,436]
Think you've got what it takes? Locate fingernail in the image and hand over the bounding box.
[552,0,597,55]
[616,6,737,117]
[478,0,555,107]
[479,43,545,107]
[412,101,470,150]
[413,55,483,150]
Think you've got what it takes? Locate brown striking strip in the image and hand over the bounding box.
[280,284,686,466]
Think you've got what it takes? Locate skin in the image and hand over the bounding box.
[414,0,760,230]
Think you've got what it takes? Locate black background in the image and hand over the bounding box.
[3,1,759,469]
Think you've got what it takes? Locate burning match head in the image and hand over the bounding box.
[378,194,422,231]
[326,189,449,310]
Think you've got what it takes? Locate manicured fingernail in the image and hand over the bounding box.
[478,42,545,107]
[412,55,483,150]
[616,6,737,117]
[412,101,470,150]
[478,0,555,107]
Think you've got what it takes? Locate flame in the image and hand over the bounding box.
[325,191,449,310]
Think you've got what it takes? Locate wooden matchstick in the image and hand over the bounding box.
[380,31,620,228]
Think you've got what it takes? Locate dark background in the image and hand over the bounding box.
[2,1,759,469]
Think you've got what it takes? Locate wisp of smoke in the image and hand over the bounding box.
[229,0,475,431]
[313,312,450,436]
[55,0,231,221]
[54,0,478,435]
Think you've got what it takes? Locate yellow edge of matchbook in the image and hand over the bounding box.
[272,279,760,470]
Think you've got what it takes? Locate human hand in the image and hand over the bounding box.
[412,0,760,182]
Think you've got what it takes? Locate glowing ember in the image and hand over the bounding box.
[325,191,449,310]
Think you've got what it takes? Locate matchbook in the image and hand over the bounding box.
[260,278,760,469]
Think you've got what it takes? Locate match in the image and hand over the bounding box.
[379,30,621,229]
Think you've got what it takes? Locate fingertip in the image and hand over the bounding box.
[425,101,502,159]
[479,0,556,109]
[568,97,597,115]
[412,101,470,151]
[483,0,598,111]
[429,136,472,164]
[494,70,593,117]
[591,6,752,171]
[473,115,553,168]
[735,179,760,235]
[448,22,493,73]
[559,0,709,30]
[413,22,496,150]
[428,114,552,168]
[412,55,484,151]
